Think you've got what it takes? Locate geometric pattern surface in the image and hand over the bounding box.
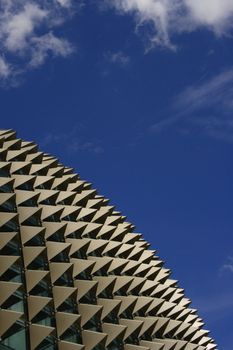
[0,129,217,350]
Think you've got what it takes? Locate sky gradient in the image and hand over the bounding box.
[1,1,233,348]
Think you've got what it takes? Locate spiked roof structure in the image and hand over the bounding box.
[0,129,217,350]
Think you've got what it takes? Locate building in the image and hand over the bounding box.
[0,129,217,350]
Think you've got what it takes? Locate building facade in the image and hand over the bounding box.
[0,129,217,350]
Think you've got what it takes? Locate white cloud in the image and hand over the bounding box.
[0,57,11,79]
[56,0,72,8]
[3,4,47,52]
[108,0,233,49]
[186,0,233,27]
[0,0,75,85]
[30,32,73,68]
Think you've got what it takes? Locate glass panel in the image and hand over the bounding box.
[2,326,27,350]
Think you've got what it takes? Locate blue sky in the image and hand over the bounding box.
[1,1,233,348]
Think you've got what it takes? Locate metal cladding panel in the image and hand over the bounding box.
[0,129,217,350]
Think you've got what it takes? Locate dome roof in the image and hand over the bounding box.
[0,129,217,350]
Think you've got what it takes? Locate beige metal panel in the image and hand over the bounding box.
[93,276,116,297]
[20,225,45,245]
[135,317,158,337]
[52,177,71,190]
[82,330,107,350]
[151,339,176,350]
[0,255,20,276]
[0,177,14,191]
[163,319,183,337]
[128,276,147,294]
[87,256,113,274]
[97,297,122,320]
[102,322,126,346]
[64,221,87,237]
[58,341,84,350]
[116,243,135,258]
[12,174,36,189]
[96,224,115,239]
[0,193,15,206]
[30,163,51,175]
[34,175,54,189]
[74,280,98,301]
[115,296,137,316]
[108,257,128,274]
[25,151,43,163]
[119,318,143,340]
[76,207,97,221]
[0,281,22,305]
[0,162,11,175]
[66,237,91,257]
[0,212,18,228]
[184,343,199,350]
[46,241,71,261]
[78,303,102,327]
[40,205,63,221]
[72,189,96,205]
[134,262,153,277]
[133,296,154,314]
[0,309,24,337]
[156,339,186,350]
[27,295,52,320]
[102,240,122,255]
[125,345,150,350]
[15,190,39,206]
[86,198,104,209]
[55,312,80,336]
[23,246,46,267]
[82,222,102,237]
[71,258,95,278]
[91,207,112,223]
[147,317,169,334]
[17,207,42,225]
[10,162,31,174]
[2,139,21,149]
[49,262,73,284]
[0,232,18,249]
[113,276,134,294]
[43,221,67,240]
[29,323,55,350]
[140,341,165,350]
[25,270,49,292]
[67,181,86,192]
[36,189,59,204]
[110,225,129,241]
[0,129,16,138]
[53,286,78,309]
[140,279,159,295]
[60,205,81,220]
[6,149,28,161]
[56,190,76,204]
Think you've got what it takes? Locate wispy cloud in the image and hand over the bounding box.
[107,0,233,50]
[194,292,233,321]
[150,68,233,143]
[40,128,104,155]
[0,0,78,86]
[220,256,233,273]
[105,51,130,66]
